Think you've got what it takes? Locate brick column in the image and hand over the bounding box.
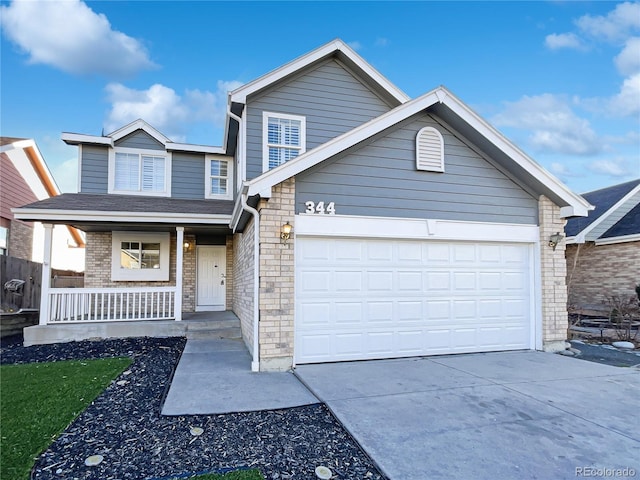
[539,195,569,352]
[257,178,295,371]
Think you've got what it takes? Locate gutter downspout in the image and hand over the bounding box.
[240,185,260,372]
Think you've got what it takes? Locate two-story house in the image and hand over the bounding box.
[14,39,592,371]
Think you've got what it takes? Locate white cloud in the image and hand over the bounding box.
[104,80,242,142]
[492,94,601,155]
[544,33,585,50]
[0,0,155,77]
[614,37,640,76]
[375,37,389,47]
[575,1,640,43]
[587,158,635,177]
[347,41,362,51]
[608,72,640,116]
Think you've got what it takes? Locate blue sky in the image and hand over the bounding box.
[1,1,639,194]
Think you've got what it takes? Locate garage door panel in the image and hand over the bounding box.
[334,271,362,291]
[335,302,363,323]
[367,271,394,290]
[296,237,532,364]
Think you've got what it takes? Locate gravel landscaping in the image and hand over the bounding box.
[1,335,385,480]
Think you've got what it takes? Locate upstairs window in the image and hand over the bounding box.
[205,155,233,200]
[416,127,445,173]
[109,148,170,196]
[263,112,306,171]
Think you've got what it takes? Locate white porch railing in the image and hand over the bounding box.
[47,287,176,323]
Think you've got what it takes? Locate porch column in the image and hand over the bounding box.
[175,227,184,321]
[39,223,53,325]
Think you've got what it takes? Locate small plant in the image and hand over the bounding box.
[606,292,640,342]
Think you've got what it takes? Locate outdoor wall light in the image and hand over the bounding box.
[548,232,564,250]
[183,241,192,252]
[280,222,292,244]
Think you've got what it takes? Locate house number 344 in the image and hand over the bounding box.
[304,201,336,215]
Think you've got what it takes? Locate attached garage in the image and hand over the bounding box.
[294,216,539,364]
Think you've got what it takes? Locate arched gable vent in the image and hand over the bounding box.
[416,127,444,172]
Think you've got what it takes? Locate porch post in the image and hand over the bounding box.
[39,223,53,325]
[175,227,184,321]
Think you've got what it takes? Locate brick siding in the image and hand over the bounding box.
[539,195,569,349]
[233,218,255,353]
[257,178,295,370]
[566,240,640,308]
[8,219,33,261]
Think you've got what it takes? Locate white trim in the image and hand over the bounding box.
[247,86,592,218]
[111,231,170,282]
[175,227,184,321]
[531,240,543,350]
[204,154,234,200]
[61,132,113,146]
[595,234,640,246]
[229,39,409,104]
[13,207,231,225]
[262,111,307,173]
[106,119,171,144]
[77,144,83,193]
[294,214,540,243]
[39,224,53,326]
[166,142,225,154]
[108,147,172,197]
[577,184,640,242]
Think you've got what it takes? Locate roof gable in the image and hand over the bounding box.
[566,179,640,242]
[229,39,409,106]
[0,138,85,247]
[245,86,592,218]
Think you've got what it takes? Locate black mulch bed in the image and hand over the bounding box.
[569,340,640,368]
[1,335,385,480]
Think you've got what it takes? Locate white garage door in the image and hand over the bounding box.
[295,237,532,364]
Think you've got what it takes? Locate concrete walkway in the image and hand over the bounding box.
[162,338,318,415]
[296,351,640,480]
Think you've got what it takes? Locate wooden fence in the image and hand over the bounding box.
[0,256,42,310]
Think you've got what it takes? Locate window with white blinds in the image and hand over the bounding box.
[416,127,445,172]
[263,112,306,171]
[111,150,168,195]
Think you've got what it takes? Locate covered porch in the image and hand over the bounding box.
[13,193,236,345]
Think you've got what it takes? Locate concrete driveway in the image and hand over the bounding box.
[295,351,640,480]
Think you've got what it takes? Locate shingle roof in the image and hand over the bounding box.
[17,193,234,216]
[565,179,640,237]
[601,202,640,238]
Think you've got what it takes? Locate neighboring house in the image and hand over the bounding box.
[565,179,640,309]
[14,40,592,371]
[1,137,85,271]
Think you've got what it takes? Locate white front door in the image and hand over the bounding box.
[196,246,226,311]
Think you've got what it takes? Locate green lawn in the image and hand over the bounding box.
[0,358,132,480]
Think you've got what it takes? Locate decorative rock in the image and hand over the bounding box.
[84,454,103,466]
[569,348,581,355]
[116,380,128,386]
[612,341,635,350]
[315,465,333,479]
[122,370,132,376]
[189,426,204,436]
[558,350,574,356]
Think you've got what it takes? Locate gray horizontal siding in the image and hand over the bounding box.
[172,152,205,199]
[295,113,539,225]
[115,130,165,150]
[80,145,108,194]
[245,58,393,180]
